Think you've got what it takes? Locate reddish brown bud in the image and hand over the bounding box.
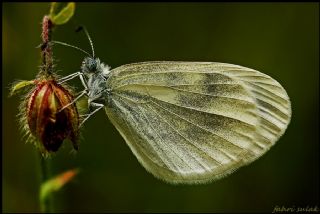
[26,79,79,153]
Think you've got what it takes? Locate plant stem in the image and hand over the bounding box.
[38,15,55,213]
[40,15,54,77]
[39,153,53,213]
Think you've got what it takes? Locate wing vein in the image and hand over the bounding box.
[149,99,249,151]
[165,85,256,105]
[112,98,179,172]
[147,93,257,127]
[113,82,239,90]
[146,103,223,168]
[137,105,194,172]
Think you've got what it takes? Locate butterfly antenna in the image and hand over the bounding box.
[81,26,95,58]
[51,41,91,57]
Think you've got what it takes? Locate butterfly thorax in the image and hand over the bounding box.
[81,57,111,105]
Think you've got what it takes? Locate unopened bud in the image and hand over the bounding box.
[26,79,79,153]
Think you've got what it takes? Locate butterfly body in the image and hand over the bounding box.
[80,57,111,107]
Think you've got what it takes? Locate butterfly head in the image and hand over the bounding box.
[81,57,101,74]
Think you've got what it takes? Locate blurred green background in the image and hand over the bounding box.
[2,3,319,213]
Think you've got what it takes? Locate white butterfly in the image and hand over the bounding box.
[55,31,291,184]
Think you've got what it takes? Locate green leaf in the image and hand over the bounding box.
[40,169,79,203]
[9,80,35,96]
[49,2,75,25]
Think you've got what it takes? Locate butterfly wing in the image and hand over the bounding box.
[104,61,291,184]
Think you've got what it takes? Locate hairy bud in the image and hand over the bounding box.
[26,79,79,153]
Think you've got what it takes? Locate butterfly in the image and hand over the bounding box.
[55,29,291,184]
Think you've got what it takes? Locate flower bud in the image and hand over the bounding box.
[26,79,79,153]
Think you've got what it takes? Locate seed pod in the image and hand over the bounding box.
[26,79,79,153]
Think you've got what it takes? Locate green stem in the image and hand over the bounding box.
[39,153,53,213]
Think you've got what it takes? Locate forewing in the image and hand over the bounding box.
[105,62,291,184]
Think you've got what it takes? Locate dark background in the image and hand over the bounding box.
[3,3,319,213]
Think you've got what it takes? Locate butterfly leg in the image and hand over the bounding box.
[58,71,90,112]
[59,90,88,112]
[79,102,104,127]
[58,72,83,84]
[78,73,89,90]
[58,71,89,91]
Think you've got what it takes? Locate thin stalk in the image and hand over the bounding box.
[39,154,53,213]
[38,15,55,213]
